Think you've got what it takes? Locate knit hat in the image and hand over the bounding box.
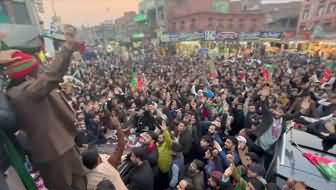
[211,171,223,184]
[2,51,39,79]
[236,135,247,145]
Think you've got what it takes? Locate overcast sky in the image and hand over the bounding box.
[41,0,301,26]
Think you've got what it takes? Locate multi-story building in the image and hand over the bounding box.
[262,1,301,33]
[166,0,265,33]
[0,0,42,46]
[114,11,137,41]
[138,0,167,38]
[297,0,336,34]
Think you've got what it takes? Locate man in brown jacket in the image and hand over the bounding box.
[5,25,87,190]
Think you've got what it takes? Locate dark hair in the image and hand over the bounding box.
[172,142,183,153]
[226,136,238,147]
[182,178,195,190]
[96,179,116,190]
[82,149,99,170]
[201,135,213,144]
[132,147,146,161]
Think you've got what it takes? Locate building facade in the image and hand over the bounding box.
[167,0,265,33]
[114,11,137,41]
[297,0,336,33]
[262,1,301,33]
[0,0,42,46]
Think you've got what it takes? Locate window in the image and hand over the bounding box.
[229,23,233,29]
[180,20,185,30]
[0,1,9,23]
[239,18,244,23]
[12,1,31,24]
[251,18,257,23]
[208,17,214,28]
[317,5,326,16]
[323,22,332,31]
[302,9,310,19]
[172,22,177,31]
[190,18,196,30]
[328,3,336,13]
[239,23,244,29]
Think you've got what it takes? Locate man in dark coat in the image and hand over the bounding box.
[128,147,154,190]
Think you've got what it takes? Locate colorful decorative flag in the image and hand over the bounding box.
[321,62,335,84]
[260,64,273,81]
[130,64,137,91]
[303,152,336,181]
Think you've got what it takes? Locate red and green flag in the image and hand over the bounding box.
[130,64,144,92]
[304,152,336,181]
[208,61,217,79]
[321,62,335,84]
[260,64,273,81]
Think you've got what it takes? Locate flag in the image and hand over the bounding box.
[0,130,38,190]
[239,71,246,82]
[130,64,137,91]
[137,74,144,92]
[260,64,273,81]
[303,152,336,181]
[208,61,217,79]
[321,62,335,84]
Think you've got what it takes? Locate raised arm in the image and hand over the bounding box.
[23,25,78,100]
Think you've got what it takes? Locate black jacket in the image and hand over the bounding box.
[128,161,154,190]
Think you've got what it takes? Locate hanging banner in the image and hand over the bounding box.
[204,31,217,41]
[216,32,238,40]
[239,32,260,40]
[259,32,283,39]
[179,32,204,41]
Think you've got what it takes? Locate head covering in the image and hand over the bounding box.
[211,171,223,184]
[2,51,39,79]
[246,152,259,162]
[249,163,265,177]
[236,135,247,145]
[147,131,158,143]
[193,159,204,170]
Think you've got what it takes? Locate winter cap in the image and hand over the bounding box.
[146,131,159,142]
[2,51,39,79]
[236,135,247,145]
[211,170,223,184]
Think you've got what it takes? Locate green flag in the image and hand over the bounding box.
[304,152,336,181]
[0,130,38,190]
[130,64,137,90]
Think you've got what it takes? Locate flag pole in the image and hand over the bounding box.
[290,139,304,154]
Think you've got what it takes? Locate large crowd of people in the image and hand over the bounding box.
[0,25,335,190]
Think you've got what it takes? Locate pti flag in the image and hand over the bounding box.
[260,64,273,81]
[321,62,335,84]
[303,152,336,181]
